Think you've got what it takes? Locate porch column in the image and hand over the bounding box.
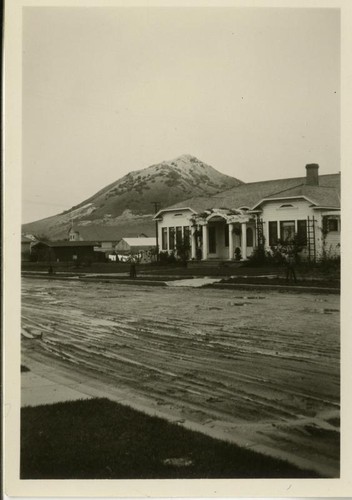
[241,222,247,260]
[202,224,209,260]
[228,223,234,260]
[191,226,197,260]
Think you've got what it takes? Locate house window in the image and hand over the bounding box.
[176,226,183,246]
[279,204,294,208]
[161,228,168,250]
[183,226,190,246]
[246,227,254,247]
[328,218,339,232]
[269,221,278,246]
[169,227,175,250]
[280,221,295,242]
[297,220,307,245]
[209,226,216,253]
[224,226,229,247]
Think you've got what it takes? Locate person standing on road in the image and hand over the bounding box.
[285,249,297,283]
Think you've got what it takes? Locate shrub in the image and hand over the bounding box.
[234,247,241,261]
[158,251,177,265]
[246,246,267,266]
[317,245,341,272]
[176,240,191,265]
[249,235,305,267]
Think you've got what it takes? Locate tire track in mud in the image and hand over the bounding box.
[21,278,340,477]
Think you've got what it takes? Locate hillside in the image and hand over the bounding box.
[23,155,243,240]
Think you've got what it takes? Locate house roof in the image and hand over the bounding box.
[252,183,340,209]
[69,225,120,241]
[120,237,156,248]
[33,241,97,248]
[159,173,340,214]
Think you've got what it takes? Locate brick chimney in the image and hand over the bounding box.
[305,164,319,186]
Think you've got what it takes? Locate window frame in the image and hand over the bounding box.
[297,219,307,246]
[176,226,183,246]
[224,225,229,247]
[278,203,295,209]
[183,226,190,246]
[161,227,168,251]
[280,220,295,243]
[246,227,254,247]
[208,226,216,254]
[169,227,175,250]
[268,221,278,246]
[327,218,339,232]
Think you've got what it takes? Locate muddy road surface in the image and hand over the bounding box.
[21,278,340,477]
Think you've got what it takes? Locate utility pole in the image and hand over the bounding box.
[151,201,161,262]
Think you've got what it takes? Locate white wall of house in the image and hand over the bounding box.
[324,232,340,256]
[157,209,194,252]
[259,199,340,259]
[320,213,341,257]
[260,199,316,252]
[157,209,257,260]
[155,199,340,261]
[261,199,316,242]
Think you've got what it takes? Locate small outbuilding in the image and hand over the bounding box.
[115,237,157,263]
[31,240,105,264]
[21,234,37,261]
[68,225,119,253]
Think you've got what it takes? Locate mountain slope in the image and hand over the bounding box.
[23,155,243,240]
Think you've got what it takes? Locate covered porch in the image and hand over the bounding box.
[190,209,256,261]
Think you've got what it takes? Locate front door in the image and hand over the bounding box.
[208,226,216,254]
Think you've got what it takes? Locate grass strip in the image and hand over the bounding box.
[21,397,320,479]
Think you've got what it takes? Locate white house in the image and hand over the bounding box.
[154,164,340,262]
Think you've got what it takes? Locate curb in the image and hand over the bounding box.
[22,274,167,287]
[208,282,340,294]
[22,274,340,293]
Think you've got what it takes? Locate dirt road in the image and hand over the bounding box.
[21,277,340,477]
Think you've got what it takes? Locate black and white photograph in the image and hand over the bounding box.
[3,0,352,498]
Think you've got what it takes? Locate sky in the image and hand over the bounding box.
[22,6,340,223]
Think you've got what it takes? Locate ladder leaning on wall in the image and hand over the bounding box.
[307,216,316,263]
